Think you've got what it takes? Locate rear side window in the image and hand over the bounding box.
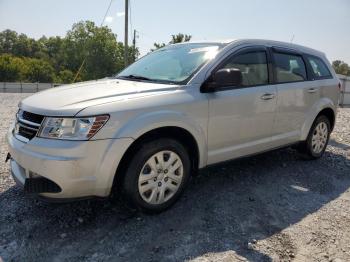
[307,56,332,79]
[273,52,307,83]
[221,51,268,87]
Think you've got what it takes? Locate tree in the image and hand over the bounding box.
[0,30,19,54]
[0,22,137,83]
[150,33,192,52]
[63,21,135,81]
[151,42,166,51]
[0,54,57,83]
[0,30,43,58]
[41,36,66,72]
[24,58,55,82]
[332,60,350,76]
[0,54,27,81]
[55,69,74,84]
[170,33,192,44]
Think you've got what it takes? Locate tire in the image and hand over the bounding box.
[122,138,191,213]
[297,115,331,160]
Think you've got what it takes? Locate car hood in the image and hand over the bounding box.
[19,78,180,116]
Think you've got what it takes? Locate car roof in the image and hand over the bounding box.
[173,39,325,57]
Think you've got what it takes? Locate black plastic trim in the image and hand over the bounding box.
[36,195,107,203]
[271,46,302,55]
[21,111,44,124]
[24,177,62,194]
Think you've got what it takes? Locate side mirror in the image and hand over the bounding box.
[200,68,242,93]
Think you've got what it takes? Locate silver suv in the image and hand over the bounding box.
[7,39,340,212]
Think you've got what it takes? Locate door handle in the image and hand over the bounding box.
[307,88,317,93]
[260,93,275,100]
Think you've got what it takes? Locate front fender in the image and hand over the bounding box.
[115,110,208,168]
[300,97,337,140]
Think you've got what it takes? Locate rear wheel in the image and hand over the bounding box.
[297,115,331,159]
[122,138,191,213]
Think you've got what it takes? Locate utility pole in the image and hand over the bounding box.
[124,0,129,67]
[132,29,137,62]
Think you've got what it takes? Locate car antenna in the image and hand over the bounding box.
[290,34,295,43]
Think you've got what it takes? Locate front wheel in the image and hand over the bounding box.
[297,115,331,159]
[122,138,191,213]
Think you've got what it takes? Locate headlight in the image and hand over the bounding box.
[38,115,109,140]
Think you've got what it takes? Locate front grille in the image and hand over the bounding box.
[18,125,37,139]
[22,111,44,124]
[15,110,44,141]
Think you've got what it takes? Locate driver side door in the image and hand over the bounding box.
[206,47,277,164]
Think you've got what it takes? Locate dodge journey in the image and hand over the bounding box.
[7,39,340,212]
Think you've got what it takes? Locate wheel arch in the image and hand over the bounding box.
[111,126,202,194]
[316,108,335,131]
[301,99,336,141]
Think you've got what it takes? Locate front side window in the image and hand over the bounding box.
[220,51,268,87]
[273,52,307,83]
[307,56,332,79]
[117,43,222,84]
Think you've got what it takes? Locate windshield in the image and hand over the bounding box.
[117,43,222,84]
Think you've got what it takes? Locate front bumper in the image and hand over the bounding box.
[7,125,134,199]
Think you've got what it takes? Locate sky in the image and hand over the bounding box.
[0,0,349,63]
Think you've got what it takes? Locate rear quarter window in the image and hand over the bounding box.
[306,56,332,79]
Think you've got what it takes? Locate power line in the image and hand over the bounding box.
[101,0,114,26]
[72,0,114,83]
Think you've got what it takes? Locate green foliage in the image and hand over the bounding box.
[332,60,350,76]
[170,33,192,44]
[0,54,27,81]
[0,30,42,58]
[24,58,55,82]
[64,21,118,80]
[0,21,139,83]
[151,33,192,51]
[0,54,55,82]
[55,69,75,84]
[151,42,166,52]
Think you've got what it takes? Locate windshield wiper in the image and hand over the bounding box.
[119,74,152,81]
[116,74,178,85]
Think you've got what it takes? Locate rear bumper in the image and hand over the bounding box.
[7,125,134,199]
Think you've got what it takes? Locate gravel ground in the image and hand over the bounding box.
[0,92,350,262]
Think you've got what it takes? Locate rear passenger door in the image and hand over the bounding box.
[270,48,320,146]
